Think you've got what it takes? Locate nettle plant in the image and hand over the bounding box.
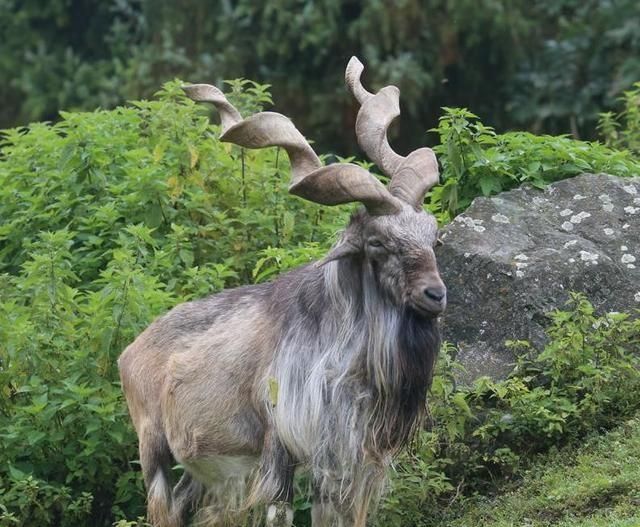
[598,81,640,156]
[0,79,342,287]
[429,107,640,221]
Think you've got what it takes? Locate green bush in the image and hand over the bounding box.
[598,82,640,156]
[429,107,640,221]
[0,79,341,286]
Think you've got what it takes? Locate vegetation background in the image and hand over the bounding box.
[2,0,640,154]
[1,1,640,526]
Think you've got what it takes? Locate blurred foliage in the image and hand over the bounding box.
[1,82,640,525]
[2,0,640,154]
[507,0,640,137]
[598,81,640,156]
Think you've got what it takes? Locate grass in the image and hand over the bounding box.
[443,417,640,527]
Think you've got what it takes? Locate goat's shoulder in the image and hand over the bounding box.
[119,264,316,350]
[172,264,325,333]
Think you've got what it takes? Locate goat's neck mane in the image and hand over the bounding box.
[322,255,439,452]
[268,256,439,508]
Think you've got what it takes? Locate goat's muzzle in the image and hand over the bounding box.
[410,279,447,318]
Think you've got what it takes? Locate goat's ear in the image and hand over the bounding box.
[316,236,361,267]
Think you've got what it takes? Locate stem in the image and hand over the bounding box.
[108,276,130,374]
[240,148,252,282]
[107,254,139,373]
[241,148,247,209]
[47,246,57,330]
[274,147,281,244]
[156,195,168,226]
[570,115,580,139]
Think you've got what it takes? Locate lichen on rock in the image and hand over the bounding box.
[437,173,640,382]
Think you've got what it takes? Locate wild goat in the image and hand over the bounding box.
[118,57,446,527]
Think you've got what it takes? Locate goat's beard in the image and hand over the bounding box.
[363,276,440,453]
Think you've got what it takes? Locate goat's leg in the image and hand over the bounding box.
[254,432,296,527]
[311,501,342,527]
[138,420,174,527]
[311,502,368,527]
[169,471,202,526]
[310,486,368,527]
[266,502,294,527]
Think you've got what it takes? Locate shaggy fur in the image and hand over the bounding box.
[119,205,444,526]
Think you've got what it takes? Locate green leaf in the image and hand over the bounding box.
[268,377,279,407]
[452,392,473,417]
[478,175,502,196]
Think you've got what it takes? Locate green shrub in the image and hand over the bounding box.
[429,107,640,221]
[0,79,341,286]
[598,82,640,156]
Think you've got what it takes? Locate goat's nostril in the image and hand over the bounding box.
[424,287,446,302]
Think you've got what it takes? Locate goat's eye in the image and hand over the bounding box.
[368,239,385,249]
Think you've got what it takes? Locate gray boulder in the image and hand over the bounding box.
[436,173,640,382]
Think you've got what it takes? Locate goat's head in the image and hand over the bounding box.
[183,57,445,317]
[332,205,444,317]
